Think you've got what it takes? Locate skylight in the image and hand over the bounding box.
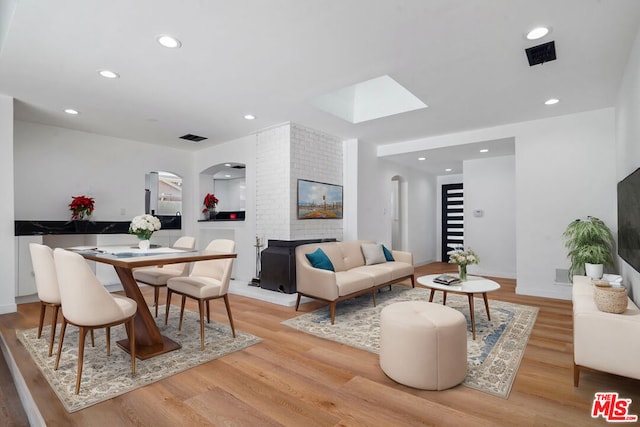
[310,75,427,124]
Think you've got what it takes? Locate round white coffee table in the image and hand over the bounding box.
[417,274,501,340]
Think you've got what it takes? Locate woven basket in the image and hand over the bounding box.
[594,285,628,314]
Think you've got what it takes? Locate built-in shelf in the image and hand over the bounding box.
[197,211,245,222]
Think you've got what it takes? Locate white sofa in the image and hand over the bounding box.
[295,240,415,324]
[572,275,640,385]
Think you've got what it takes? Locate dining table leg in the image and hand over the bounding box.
[113,266,181,360]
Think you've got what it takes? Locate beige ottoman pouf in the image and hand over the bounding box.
[379,301,467,390]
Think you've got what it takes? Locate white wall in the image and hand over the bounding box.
[255,124,291,241]
[194,134,256,283]
[516,110,616,299]
[377,108,617,300]
[358,141,436,265]
[464,156,516,278]
[214,178,246,212]
[0,95,16,314]
[616,26,640,306]
[14,121,193,224]
[290,123,344,240]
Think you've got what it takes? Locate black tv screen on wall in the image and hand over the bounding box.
[617,167,640,273]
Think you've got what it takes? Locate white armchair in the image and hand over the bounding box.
[133,236,196,317]
[53,248,138,394]
[29,243,61,357]
[165,239,236,350]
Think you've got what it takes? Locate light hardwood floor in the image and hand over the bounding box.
[1,263,639,426]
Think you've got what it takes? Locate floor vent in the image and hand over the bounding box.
[179,134,208,142]
[525,41,557,66]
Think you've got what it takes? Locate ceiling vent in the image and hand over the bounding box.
[525,41,556,66]
[231,165,246,169]
[179,133,208,142]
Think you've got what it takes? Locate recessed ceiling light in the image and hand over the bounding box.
[98,70,119,79]
[445,168,452,172]
[64,109,79,115]
[225,174,231,178]
[224,163,232,167]
[418,157,426,161]
[526,26,550,40]
[545,98,560,105]
[244,114,256,120]
[156,35,181,49]
[480,149,489,153]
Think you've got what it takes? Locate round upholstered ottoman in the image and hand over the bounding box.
[379,301,467,390]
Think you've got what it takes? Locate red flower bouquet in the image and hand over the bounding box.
[69,195,95,220]
[202,193,219,214]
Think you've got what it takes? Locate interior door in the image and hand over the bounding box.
[441,183,464,262]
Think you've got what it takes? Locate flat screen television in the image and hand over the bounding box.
[617,167,640,273]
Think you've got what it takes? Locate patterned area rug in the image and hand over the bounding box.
[282,286,538,398]
[17,305,261,413]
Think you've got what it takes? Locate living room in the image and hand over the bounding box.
[1,1,640,425]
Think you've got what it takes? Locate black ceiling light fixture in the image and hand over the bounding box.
[179,133,208,142]
[525,40,557,66]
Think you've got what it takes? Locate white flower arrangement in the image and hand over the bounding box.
[447,247,479,266]
[128,214,161,240]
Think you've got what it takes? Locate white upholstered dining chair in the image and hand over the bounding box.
[133,236,196,317]
[165,239,236,350]
[29,243,62,357]
[53,248,137,395]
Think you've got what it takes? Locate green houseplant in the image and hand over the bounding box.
[563,216,615,281]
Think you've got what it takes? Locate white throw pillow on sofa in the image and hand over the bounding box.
[361,243,386,265]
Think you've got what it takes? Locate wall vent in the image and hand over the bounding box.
[555,268,571,285]
[179,134,208,142]
[525,41,557,66]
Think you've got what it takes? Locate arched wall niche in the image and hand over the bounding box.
[199,162,246,219]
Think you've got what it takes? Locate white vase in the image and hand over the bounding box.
[138,239,151,251]
[585,263,603,279]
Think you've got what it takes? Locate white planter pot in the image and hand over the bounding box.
[585,263,604,279]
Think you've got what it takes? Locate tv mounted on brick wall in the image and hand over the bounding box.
[617,167,640,273]
[297,179,343,219]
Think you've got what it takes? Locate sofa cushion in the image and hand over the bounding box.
[341,241,367,270]
[361,243,387,265]
[321,244,347,272]
[305,248,334,271]
[335,271,374,296]
[382,245,395,261]
[376,261,414,280]
[351,265,392,285]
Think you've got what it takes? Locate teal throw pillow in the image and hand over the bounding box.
[305,248,335,271]
[382,245,395,261]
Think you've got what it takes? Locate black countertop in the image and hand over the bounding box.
[15,216,181,236]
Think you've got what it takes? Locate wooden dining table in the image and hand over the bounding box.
[77,246,237,360]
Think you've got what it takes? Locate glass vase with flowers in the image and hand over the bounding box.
[447,247,479,281]
[129,214,161,251]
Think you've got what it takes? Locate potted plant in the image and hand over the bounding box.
[68,195,95,220]
[562,216,615,280]
[202,193,219,220]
